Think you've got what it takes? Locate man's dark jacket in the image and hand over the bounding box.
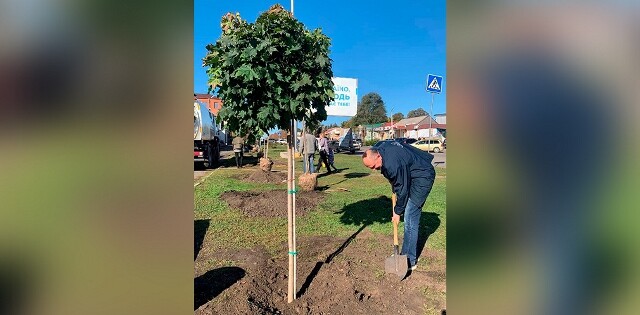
[376,141,436,215]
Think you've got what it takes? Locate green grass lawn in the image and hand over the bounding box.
[195,144,446,262]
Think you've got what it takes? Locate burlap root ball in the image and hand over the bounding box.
[259,157,274,172]
[298,173,318,192]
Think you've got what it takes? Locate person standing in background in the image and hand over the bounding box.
[316,132,332,174]
[300,128,317,173]
[327,145,339,172]
[232,134,245,168]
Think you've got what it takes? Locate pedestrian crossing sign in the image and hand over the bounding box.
[426,74,443,93]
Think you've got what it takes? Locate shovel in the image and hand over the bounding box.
[385,194,408,280]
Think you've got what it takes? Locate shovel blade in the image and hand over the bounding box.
[384,254,408,280]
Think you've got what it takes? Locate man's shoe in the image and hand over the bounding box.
[410,265,418,271]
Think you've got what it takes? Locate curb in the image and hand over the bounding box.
[194,170,216,188]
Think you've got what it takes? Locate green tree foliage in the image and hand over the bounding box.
[407,108,427,118]
[203,5,334,136]
[391,112,404,123]
[341,118,355,128]
[352,92,387,125]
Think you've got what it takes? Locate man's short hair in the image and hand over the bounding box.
[362,148,379,159]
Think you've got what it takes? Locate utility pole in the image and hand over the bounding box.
[389,107,396,139]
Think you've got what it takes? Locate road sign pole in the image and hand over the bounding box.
[426,74,443,140]
[430,93,434,138]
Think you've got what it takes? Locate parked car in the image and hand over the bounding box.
[373,139,395,147]
[411,139,445,153]
[391,137,418,145]
[335,128,357,153]
[276,139,287,145]
[353,138,362,150]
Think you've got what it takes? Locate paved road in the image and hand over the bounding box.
[359,146,446,168]
[194,170,209,181]
[194,145,235,182]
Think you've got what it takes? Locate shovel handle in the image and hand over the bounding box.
[393,221,399,248]
[392,194,398,247]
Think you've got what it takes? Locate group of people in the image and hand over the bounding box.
[230,131,339,172]
[299,130,338,174]
[228,130,437,275]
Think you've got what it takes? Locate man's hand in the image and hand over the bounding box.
[392,211,400,224]
[391,193,400,223]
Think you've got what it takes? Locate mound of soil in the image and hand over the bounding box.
[195,230,446,314]
[220,190,325,217]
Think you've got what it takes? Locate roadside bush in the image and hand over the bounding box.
[365,139,378,146]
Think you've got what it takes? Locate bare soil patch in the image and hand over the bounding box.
[232,170,288,184]
[247,170,287,184]
[220,190,325,217]
[195,230,446,314]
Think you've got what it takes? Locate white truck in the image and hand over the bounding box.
[334,128,357,154]
[194,100,221,168]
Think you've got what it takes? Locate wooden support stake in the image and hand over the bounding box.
[291,120,298,298]
[287,122,294,303]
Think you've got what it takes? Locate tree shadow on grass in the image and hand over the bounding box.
[0,254,33,315]
[298,224,366,298]
[316,179,348,191]
[336,195,392,226]
[195,220,209,261]
[219,154,260,168]
[343,172,370,179]
[298,197,391,298]
[194,267,245,310]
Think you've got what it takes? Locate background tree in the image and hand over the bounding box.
[391,112,404,122]
[407,108,428,118]
[305,119,322,136]
[353,92,387,125]
[341,118,355,129]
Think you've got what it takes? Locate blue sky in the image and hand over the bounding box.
[194,0,446,126]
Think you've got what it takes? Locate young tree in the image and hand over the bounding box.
[407,108,428,118]
[204,8,333,137]
[203,5,334,303]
